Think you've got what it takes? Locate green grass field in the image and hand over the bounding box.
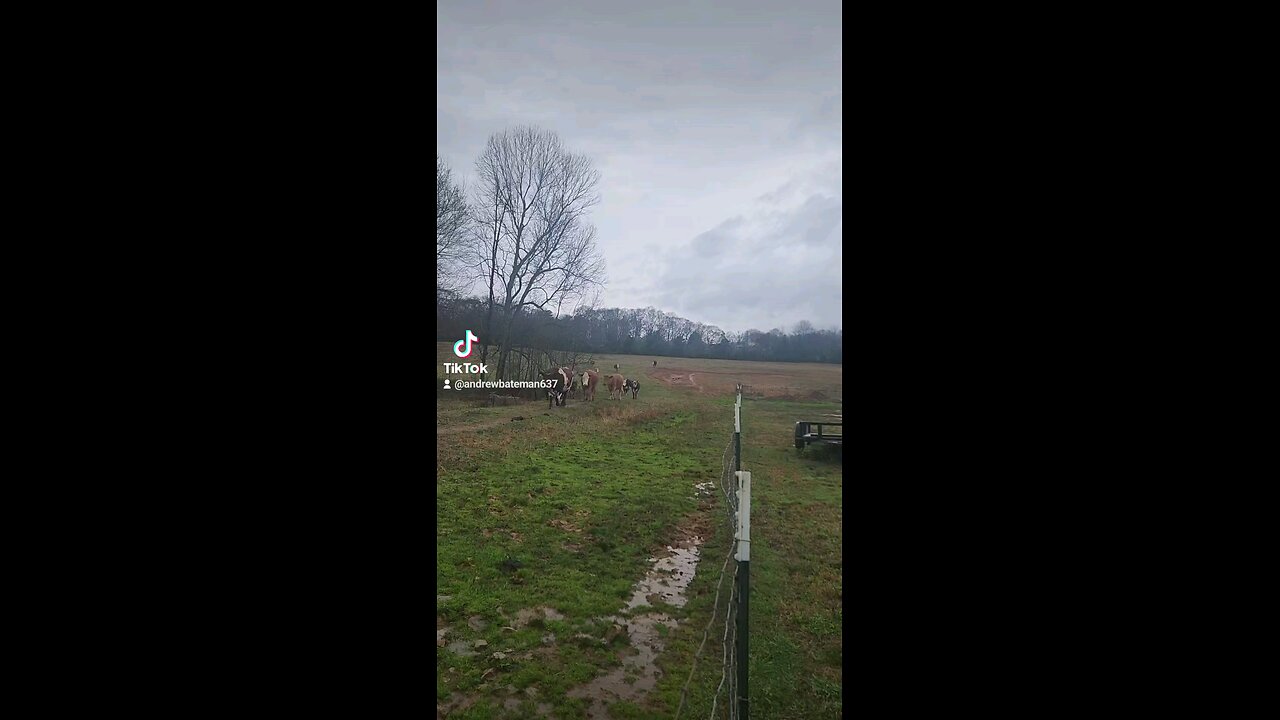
[437,344,842,719]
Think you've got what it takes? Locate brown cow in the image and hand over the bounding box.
[607,374,625,400]
[583,369,600,401]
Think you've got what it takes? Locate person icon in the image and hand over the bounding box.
[443,378,451,390]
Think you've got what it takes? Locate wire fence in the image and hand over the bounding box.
[676,386,751,720]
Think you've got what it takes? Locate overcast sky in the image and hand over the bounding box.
[437,1,841,335]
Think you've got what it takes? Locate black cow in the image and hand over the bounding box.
[623,379,640,399]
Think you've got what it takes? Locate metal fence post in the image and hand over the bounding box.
[735,470,751,720]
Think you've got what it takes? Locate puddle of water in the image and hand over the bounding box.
[440,548,698,719]
[624,543,700,610]
[565,534,703,719]
[566,612,680,718]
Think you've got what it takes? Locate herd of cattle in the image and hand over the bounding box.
[539,363,641,408]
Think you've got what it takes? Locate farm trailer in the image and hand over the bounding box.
[794,419,842,451]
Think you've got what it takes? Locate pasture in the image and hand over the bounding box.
[436,343,843,719]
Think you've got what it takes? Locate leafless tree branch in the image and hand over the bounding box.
[471,126,609,378]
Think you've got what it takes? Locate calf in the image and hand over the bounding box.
[623,379,640,399]
[607,373,625,400]
[547,385,566,408]
[583,369,600,402]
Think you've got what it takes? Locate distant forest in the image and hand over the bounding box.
[437,295,842,365]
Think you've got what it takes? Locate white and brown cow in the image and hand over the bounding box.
[607,373,625,400]
[582,369,600,401]
[540,363,576,408]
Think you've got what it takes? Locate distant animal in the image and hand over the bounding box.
[614,363,619,370]
[653,360,657,367]
[607,374,625,400]
[623,379,640,399]
[583,369,600,401]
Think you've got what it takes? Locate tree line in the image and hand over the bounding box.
[437,296,842,366]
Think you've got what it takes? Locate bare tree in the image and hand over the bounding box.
[436,155,469,301]
[472,126,607,379]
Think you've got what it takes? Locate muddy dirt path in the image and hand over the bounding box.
[644,368,706,394]
[438,521,708,719]
[565,533,703,719]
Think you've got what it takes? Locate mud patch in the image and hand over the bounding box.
[498,689,557,717]
[510,606,566,629]
[436,692,478,719]
[564,532,703,718]
[548,518,584,533]
[446,639,479,656]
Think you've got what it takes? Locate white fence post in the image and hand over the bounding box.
[735,469,751,719]
[735,471,751,561]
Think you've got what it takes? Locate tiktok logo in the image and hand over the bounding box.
[453,330,479,358]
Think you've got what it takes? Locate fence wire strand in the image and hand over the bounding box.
[676,391,745,720]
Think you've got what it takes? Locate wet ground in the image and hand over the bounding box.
[438,512,706,719]
[565,534,702,719]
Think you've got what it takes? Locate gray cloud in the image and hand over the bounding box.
[438,0,841,333]
[652,164,843,333]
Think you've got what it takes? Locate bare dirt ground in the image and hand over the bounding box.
[643,362,839,400]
